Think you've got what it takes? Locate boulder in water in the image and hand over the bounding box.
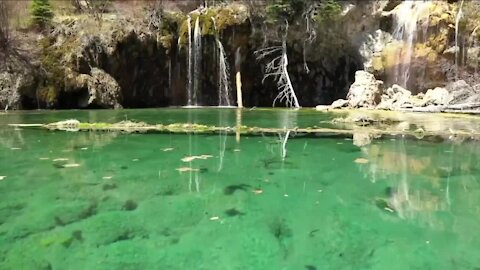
[422,87,452,106]
[353,133,372,147]
[330,99,349,109]
[347,71,384,108]
[377,84,412,110]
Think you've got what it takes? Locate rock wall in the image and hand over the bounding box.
[1,0,477,110]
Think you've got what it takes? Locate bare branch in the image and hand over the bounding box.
[254,22,300,109]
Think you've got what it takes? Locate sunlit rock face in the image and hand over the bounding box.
[378,84,411,109]
[446,80,480,104]
[373,1,456,92]
[340,0,457,97]
[368,1,480,93]
[347,71,384,108]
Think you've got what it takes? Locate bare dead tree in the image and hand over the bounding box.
[254,21,300,109]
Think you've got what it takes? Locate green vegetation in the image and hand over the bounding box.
[30,0,54,29]
[157,11,186,50]
[38,37,68,107]
[265,0,305,23]
[314,0,342,25]
[177,4,248,46]
[265,0,342,24]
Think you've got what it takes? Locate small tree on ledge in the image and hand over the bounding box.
[31,0,54,29]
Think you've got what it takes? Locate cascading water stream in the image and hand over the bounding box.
[193,17,202,106]
[187,16,193,106]
[212,18,232,107]
[392,1,431,89]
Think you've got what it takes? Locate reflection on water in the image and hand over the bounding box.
[1,109,480,269]
[359,136,480,229]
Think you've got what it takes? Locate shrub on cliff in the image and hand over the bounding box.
[30,0,54,29]
[265,0,341,24]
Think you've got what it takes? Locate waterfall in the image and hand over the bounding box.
[212,18,232,107]
[187,16,193,106]
[217,41,232,106]
[192,17,202,106]
[392,1,431,88]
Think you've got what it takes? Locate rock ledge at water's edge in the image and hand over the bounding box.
[317,71,480,114]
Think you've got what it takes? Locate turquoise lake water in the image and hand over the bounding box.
[1,109,480,269]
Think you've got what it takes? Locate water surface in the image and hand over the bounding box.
[1,109,480,269]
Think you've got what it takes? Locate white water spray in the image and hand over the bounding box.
[187,16,193,106]
[392,1,431,88]
[212,18,232,107]
[192,17,202,106]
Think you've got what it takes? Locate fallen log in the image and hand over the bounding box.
[8,119,480,140]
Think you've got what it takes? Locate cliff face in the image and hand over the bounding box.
[1,0,477,110]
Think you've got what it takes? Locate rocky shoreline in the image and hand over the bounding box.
[317,71,480,115]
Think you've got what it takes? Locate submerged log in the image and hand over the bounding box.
[8,119,480,140]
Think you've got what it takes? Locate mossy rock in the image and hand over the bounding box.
[177,4,248,46]
[381,42,403,70]
[157,11,186,50]
[372,56,384,74]
[415,43,439,62]
[427,2,455,28]
[38,85,59,106]
[39,35,81,106]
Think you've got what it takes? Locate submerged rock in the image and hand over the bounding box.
[353,133,372,147]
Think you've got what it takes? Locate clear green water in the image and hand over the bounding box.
[1,109,480,270]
